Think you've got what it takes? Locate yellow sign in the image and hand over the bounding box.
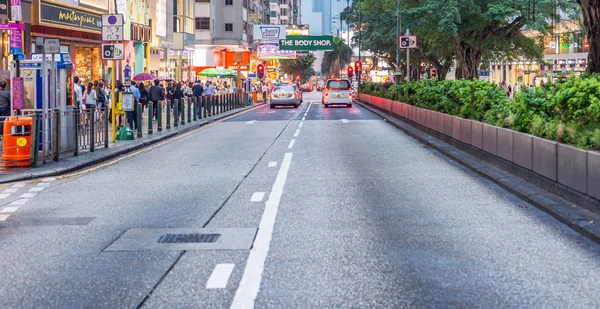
[16,137,27,147]
[248,14,262,20]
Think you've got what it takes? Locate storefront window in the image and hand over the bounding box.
[74,46,101,83]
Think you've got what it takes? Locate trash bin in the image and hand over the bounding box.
[2,116,33,167]
[116,126,135,140]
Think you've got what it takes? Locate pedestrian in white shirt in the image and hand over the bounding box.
[73,76,83,107]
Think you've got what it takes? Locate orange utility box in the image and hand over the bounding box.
[2,116,33,167]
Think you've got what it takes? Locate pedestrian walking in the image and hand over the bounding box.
[83,82,97,110]
[139,82,148,112]
[149,79,165,119]
[73,76,83,107]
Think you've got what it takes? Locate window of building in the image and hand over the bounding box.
[280,8,288,16]
[225,23,233,31]
[279,0,287,4]
[195,17,210,30]
[225,0,232,5]
[270,10,277,17]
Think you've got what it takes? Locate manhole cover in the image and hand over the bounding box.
[104,228,257,251]
[157,233,220,244]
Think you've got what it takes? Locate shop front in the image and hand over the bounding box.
[32,0,105,84]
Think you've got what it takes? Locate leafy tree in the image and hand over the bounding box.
[321,37,353,77]
[279,53,317,83]
[577,0,600,72]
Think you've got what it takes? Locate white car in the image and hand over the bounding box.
[322,79,353,108]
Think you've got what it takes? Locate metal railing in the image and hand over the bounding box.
[0,93,249,168]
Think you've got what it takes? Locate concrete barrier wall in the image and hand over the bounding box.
[358,93,600,202]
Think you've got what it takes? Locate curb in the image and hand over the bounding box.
[0,103,266,184]
[355,99,600,244]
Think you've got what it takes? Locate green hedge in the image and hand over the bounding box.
[360,76,600,150]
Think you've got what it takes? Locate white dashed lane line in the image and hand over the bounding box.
[294,129,300,137]
[29,187,45,192]
[0,194,9,199]
[20,193,37,198]
[268,162,277,168]
[2,188,17,193]
[0,214,10,221]
[299,122,303,128]
[0,206,20,213]
[250,192,265,202]
[0,178,55,222]
[288,139,296,149]
[206,264,235,289]
[10,199,29,206]
[11,184,26,188]
[37,182,52,187]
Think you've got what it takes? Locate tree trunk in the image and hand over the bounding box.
[579,0,600,73]
[455,42,482,80]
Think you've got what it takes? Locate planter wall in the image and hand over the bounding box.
[358,93,600,204]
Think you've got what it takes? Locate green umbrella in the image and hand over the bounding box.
[198,68,221,77]
[217,69,238,77]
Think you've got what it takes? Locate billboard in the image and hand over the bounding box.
[258,45,296,60]
[253,25,287,40]
[286,24,310,36]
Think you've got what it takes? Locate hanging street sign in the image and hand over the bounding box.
[399,36,417,49]
[43,38,60,54]
[102,14,124,41]
[278,35,334,51]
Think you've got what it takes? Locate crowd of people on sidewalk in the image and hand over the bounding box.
[71,77,245,131]
[498,80,545,98]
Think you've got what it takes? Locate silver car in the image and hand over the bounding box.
[269,85,300,109]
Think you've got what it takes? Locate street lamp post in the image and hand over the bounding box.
[347,0,350,45]
[395,0,402,85]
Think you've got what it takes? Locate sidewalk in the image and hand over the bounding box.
[0,102,265,184]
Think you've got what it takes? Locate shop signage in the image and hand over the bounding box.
[279,35,334,51]
[10,0,21,21]
[131,23,151,42]
[102,43,124,60]
[253,25,286,40]
[258,44,296,60]
[40,2,102,32]
[228,65,249,70]
[0,23,24,54]
[248,13,262,20]
[0,0,8,19]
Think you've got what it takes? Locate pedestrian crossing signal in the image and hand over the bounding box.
[257,64,265,79]
[347,67,354,79]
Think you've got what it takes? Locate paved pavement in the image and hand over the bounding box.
[0,91,598,309]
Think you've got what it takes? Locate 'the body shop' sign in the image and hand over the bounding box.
[40,2,102,31]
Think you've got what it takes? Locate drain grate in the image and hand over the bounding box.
[157,233,220,244]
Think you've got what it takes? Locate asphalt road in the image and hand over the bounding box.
[0,91,598,309]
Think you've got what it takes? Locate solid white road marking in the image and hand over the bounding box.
[11,184,26,188]
[42,177,57,182]
[9,199,28,206]
[246,120,257,124]
[0,194,10,199]
[2,188,17,193]
[268,162,277,168]
[299,122,303,128]
[230,153,293,309]
[0,214,10,221]
[294,129,300,137]
[250,192,266,202]
[0,206,20,213]
[20,193,37,198]
[206,264,235,289]
[37,183,51,187]
[29,187,45,192]
[288,139,295,149]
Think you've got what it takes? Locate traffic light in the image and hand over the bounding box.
[354,61,362,71]
[257,64,265,79]
[347,67,354,79]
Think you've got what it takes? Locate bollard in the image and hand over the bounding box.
[174,99,179,127]
[53,109,60,162]
[200,96,204,119]
[104,107,109,148]
[30,111,41,167]
[90,106,96,152]
[137,103,143,138]
[148,102,153,134]
[74,107,79,156]
[208,95,213,117]
[193,97,198,121]
[157,101,163,131]
[187,97,192,123]
[181,98,186,125]
[166,100,171,129]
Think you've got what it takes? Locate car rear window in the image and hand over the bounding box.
[275,86,294,92]
[327,80,351,89]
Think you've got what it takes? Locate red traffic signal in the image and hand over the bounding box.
[347,67,354,79]
[354,61,362,70]
[257,64,265,79]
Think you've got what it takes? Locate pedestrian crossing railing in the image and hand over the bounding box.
[1,93,249,168]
